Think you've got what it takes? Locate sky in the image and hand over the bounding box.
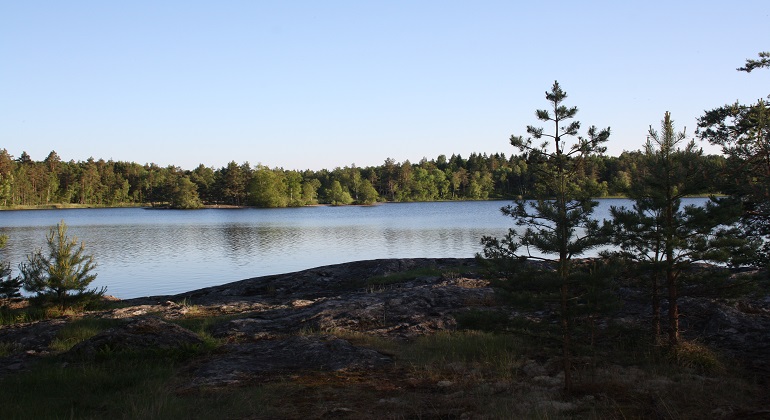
[1,1,768,171]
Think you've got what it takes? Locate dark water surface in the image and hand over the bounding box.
[0,199,706,298]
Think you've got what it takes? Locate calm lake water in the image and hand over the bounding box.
[0,199,707,298]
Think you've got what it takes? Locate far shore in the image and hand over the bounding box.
[0,194,726,212]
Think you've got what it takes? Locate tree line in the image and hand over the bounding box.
[0,147,729,209]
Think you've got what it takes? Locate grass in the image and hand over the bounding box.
[1,260,766,418]
[0,305,51,325]
[1,298,114,326]
[665,340,725,373]
[1,318,765,419]
[0,356,273,420]
[401,330,525,382]
[48,317,124,352]
[0,311,232,420]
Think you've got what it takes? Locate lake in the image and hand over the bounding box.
[0,199,707,298]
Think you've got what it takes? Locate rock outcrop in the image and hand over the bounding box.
[680,297,770,376]
[0,318,67,376]
[1,257,769,388]
[67,316,205,358]
[211,275,492,340]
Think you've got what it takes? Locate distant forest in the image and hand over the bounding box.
[0,149,727,209]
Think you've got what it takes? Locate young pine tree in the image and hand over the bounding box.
[611,112,749,345]
[20,221,103,308]
[480,81,611,393]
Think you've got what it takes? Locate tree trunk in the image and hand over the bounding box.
[561,279,572,393]
[665,200,679,346]
[667,267,679,346]
[652,269,661,342]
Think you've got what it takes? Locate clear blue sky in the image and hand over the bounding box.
[2,1,768,171]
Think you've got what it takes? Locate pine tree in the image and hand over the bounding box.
[698,52,770,266]
[480,81,611,392]
[20,221,103,307]
[612,112,750,345]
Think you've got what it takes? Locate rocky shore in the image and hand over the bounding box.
[1,259,486,381]
[1,258,769,418]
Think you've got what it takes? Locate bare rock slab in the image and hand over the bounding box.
[67,316,204,358]
[0,319,68,377]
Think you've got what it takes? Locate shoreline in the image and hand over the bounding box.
[0,194,728,212]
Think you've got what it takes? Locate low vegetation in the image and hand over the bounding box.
[0,284,766,419]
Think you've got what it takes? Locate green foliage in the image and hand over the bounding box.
[283,170,304,206]
[495,83,612,264]
[0,146,733,210]
[480,81,613,392]
[697,52,770,266]
[168,175,203,209]
[614,112,755,345]
[248,165,289,207]
[19,221,105,308]
[356,179,379,204]
[0,265,21,299]
[0,305,50,325]
[737,51,770,73]
[324,180,354,205]
[301,178,321,205]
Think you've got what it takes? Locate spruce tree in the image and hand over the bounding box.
[480,81,611,392]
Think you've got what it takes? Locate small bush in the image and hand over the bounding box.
[666,341,724,373]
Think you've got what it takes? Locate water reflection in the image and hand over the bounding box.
[0,199,709,298]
